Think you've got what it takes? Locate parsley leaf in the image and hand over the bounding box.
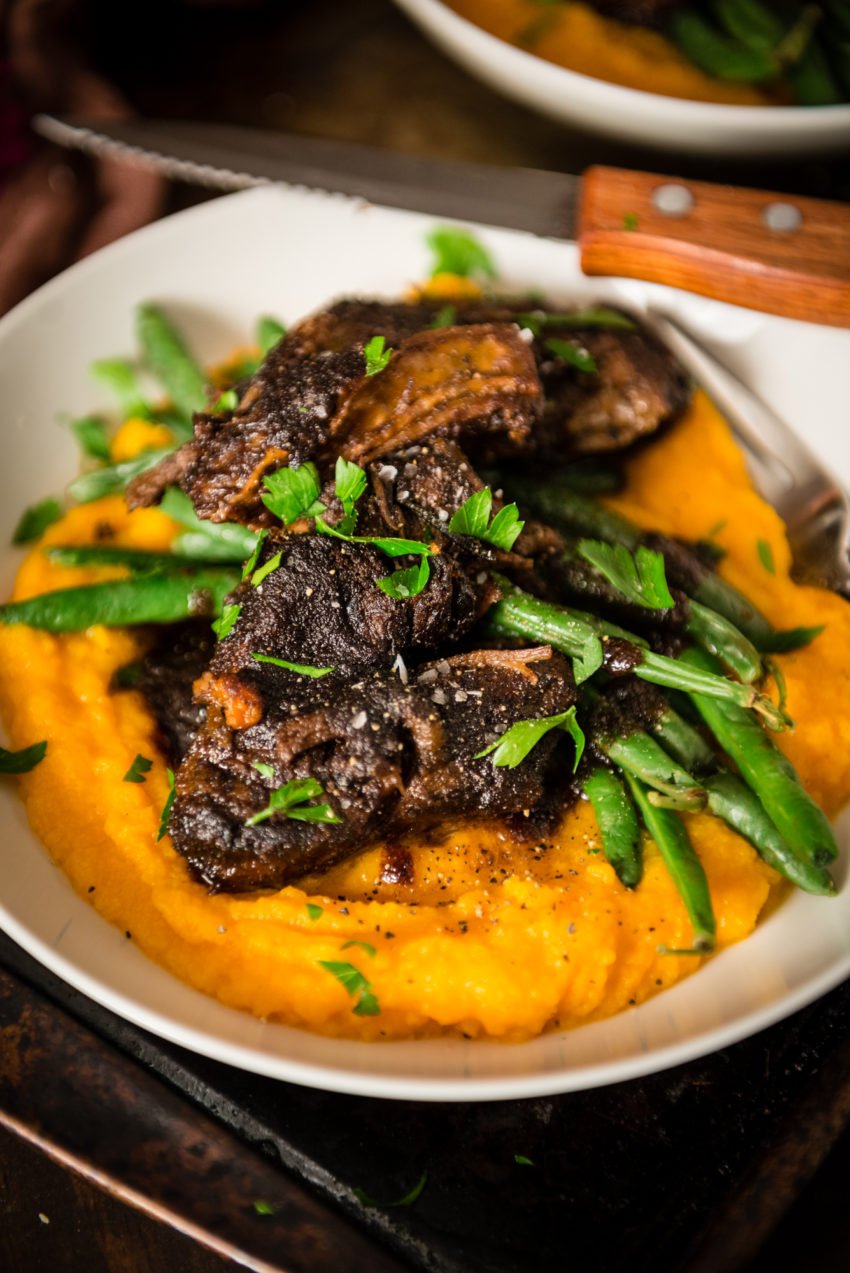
[448,488,524,552]
[340,940,376,958]
[257,315,286,355]
[334,455,368,531]
[262,462,324,526]
[514,1155,535,1167]
[757,539,776,575]
[253,1200,276,1216]
[578,540,674,610]
[427,226,497,280]
[211,388,239,414]
[252,654,334,677]
[123,753,153,784]
[306,903,324,921]
[246,777,341,828]
[364,335,392,377]
[253,761,275,780]
[0,740,47,774]
[71,415,111,462]
[212,602,241,640]
[476,706,585,772]
[354,1170,427,1208]
[241,530,268,580]
[376,556,431,599]
[545,336,598,375]
[157,768,177,842]
[91,357,150,418]
[431,304,457,328]
[12,498,62,545]
[251,550,283,586]
[318,959,380,1016]
[516,306,636,336]
[623,212,639,231]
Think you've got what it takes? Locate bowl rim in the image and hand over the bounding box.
[395,0,850,127]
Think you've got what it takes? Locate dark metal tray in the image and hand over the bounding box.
[2,928,850,1272]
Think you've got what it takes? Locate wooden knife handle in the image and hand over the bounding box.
[578,166,850,328]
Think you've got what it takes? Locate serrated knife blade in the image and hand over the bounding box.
[33,115,850,328]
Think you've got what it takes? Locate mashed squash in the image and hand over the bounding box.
[1,390,848,1041]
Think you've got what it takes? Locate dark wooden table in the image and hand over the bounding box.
[2,2,850,1269]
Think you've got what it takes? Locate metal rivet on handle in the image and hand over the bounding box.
[762,201,803,232]
[651,184,694,217]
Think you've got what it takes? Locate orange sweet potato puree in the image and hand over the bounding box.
[1,390,848,1041]
[447,0,784,105]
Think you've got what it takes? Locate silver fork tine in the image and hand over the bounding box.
[648,314,850,598]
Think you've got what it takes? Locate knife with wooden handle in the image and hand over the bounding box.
[34,115,850,328]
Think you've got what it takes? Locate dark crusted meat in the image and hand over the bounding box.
[532,322,691,456]
[169,647,576,892]
[134,622,215,762]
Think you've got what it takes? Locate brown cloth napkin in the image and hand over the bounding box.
[0,0,166,316]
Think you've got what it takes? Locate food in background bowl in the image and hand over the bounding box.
[2,238,848,1043]
[444,0,850,105]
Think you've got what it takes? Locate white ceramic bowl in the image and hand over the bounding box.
[1,185,850,1100]
[393,0,850,156]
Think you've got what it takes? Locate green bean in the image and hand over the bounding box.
[789,33,844,103]
[486,585,786,728]
[0,569,239,632]
[582,766,643,888]
[651,704,717,775]
[67,448,173,505]
[684,598,763,683]
[136,303,208,419]
[596,730,706,810]
[45,545,226,573]
[625,774,716,953]
[710,0,783,49]
[159,488,259,562]
[507,477,780,649]
[667,9,779,81]
[703,772,835,895]
[681,646,838,866]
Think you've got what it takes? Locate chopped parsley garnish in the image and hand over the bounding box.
[363,335,392,377]
[12,498,62,545]
[212,602,241,640]
[334,455,368,532]
[251,550,283,586]
[90,356,150,418]
[448,488,524,552]
[306,903,324,921]
[241,530,268,580]
[246,777,341,828]
[318,959,380,1016]
[157,768,177,842]
[431,304,457,328]
[515,306,636,336]
[261,461,325,526]
[0,740,47,774]
[71,415,111,462]
[578,540,674,610]
[514,1155,535,1167]
[253,761,276,780]
[251,654,334,677]
[211,388,239,414]
[123,753,153,784]
[545,336,598,375]
[340,939,376,958]
[257,315,286,355]
[476,706,585,772]
[623,212,639,231]
[354,1170,428,1208]
[757,538,776,575]
[759,624,825,654]
[376,556,431,599]
[253,1200,276,1216]
[427,226,497,281]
